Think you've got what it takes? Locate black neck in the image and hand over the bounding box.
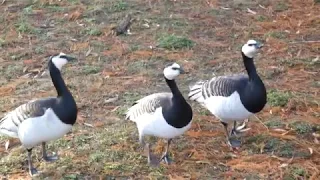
[49,61,70,97]
[239,52,267,113]
[165,77,183,98]
[242,52,258,80]
[162,77,193,129]
[48,60,77,125]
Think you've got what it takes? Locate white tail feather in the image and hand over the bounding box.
[188,81,205,104]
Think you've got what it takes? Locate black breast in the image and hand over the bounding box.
[162,97,193,128]
[52,96,78,125]
[238,80,267,113]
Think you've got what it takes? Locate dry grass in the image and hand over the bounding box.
[0,0,319,179]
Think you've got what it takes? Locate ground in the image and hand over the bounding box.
[0,0,319,179]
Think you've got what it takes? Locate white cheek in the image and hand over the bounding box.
[164,71,179,80]
[242,46,256,58]
[52,58,67,70]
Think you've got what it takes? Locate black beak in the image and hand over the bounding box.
[65,56,77,61]
[179,68,185,74]
[255,43,263,49]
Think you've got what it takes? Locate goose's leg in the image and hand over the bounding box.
[139,134,158,166]
[221,122,241,148]
[5,140,10,150]
[231,121,237,136]
[42,142,58,162]
[139,134,145,147]
[145,143,159,167]
[231,121,241,137]
[27,149,38,176]
[159,139,172,164]
[231,119,250,136]
[138,133,147,152]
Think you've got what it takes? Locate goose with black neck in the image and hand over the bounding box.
[188,40,267,148]
[126,63,193,166]
[0,53,78,176]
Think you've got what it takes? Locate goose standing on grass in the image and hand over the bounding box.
[125,63,193,166]
[0,53,78,176]
[188,40,267,148]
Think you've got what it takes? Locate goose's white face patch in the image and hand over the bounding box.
[241,40,261,58]
[163,63,181,80]
[51,52,68,71]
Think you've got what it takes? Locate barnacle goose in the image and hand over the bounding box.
[0,53,78,176]
[125,63,193,166]
[188,40,267,148]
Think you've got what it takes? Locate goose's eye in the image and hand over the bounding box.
[248,44,255,46]
[60,55,67,59]
[172,67,179,70]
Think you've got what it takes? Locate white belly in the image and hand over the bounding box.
[18,108,72,149]
[135,107,192,139]
[204,92,252,122]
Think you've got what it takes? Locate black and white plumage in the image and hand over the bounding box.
[0,53,78,176]
[126,63,193,166]
[188,40,267,148]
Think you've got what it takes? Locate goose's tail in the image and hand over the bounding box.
[188,80,206,104]
[0,114,19,138]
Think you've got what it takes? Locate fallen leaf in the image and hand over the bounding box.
[83,123,93,128]
[23,59,36,65]
[68,11,82,21]
[93,121,105,127]
[247,8,257,14]
[169,174,187,180]
[268,132,297,140]
[104,96,119,103]
[279,163,288,168]
[5,140,10,150]
[270,128,288,133]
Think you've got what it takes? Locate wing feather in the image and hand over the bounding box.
[189,74,249,102]
[0,97,57,137]
[125,92,172,121]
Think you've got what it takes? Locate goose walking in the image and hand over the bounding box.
[188,40,267,148]
[125,63,193,166]
[0,53,78,176]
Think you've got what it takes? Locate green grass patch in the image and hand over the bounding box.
[89,151,106,163]
[80,65,102,75]
[0,38,5,47]
[279,58,320,70]
[283,165,309,180]
[265,119,285,128]
[0,64,24,79]
[244,135,305,158]
[32,3,65,12]
[126,61,147,74]
[109,0,129,12]
[121,92,142,105]
[267,90,291,107]
[255,15,268,22]
[290,121,312,135]
[15,18,40,34]
[81,27,103,36]
[157,34,194,50]
[264,31,287,39]
[274,1,289,12]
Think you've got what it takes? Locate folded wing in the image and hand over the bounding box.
[125,92,172,121]
[0,97,57,137]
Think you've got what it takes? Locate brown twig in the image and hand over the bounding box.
[289,40,320,44]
